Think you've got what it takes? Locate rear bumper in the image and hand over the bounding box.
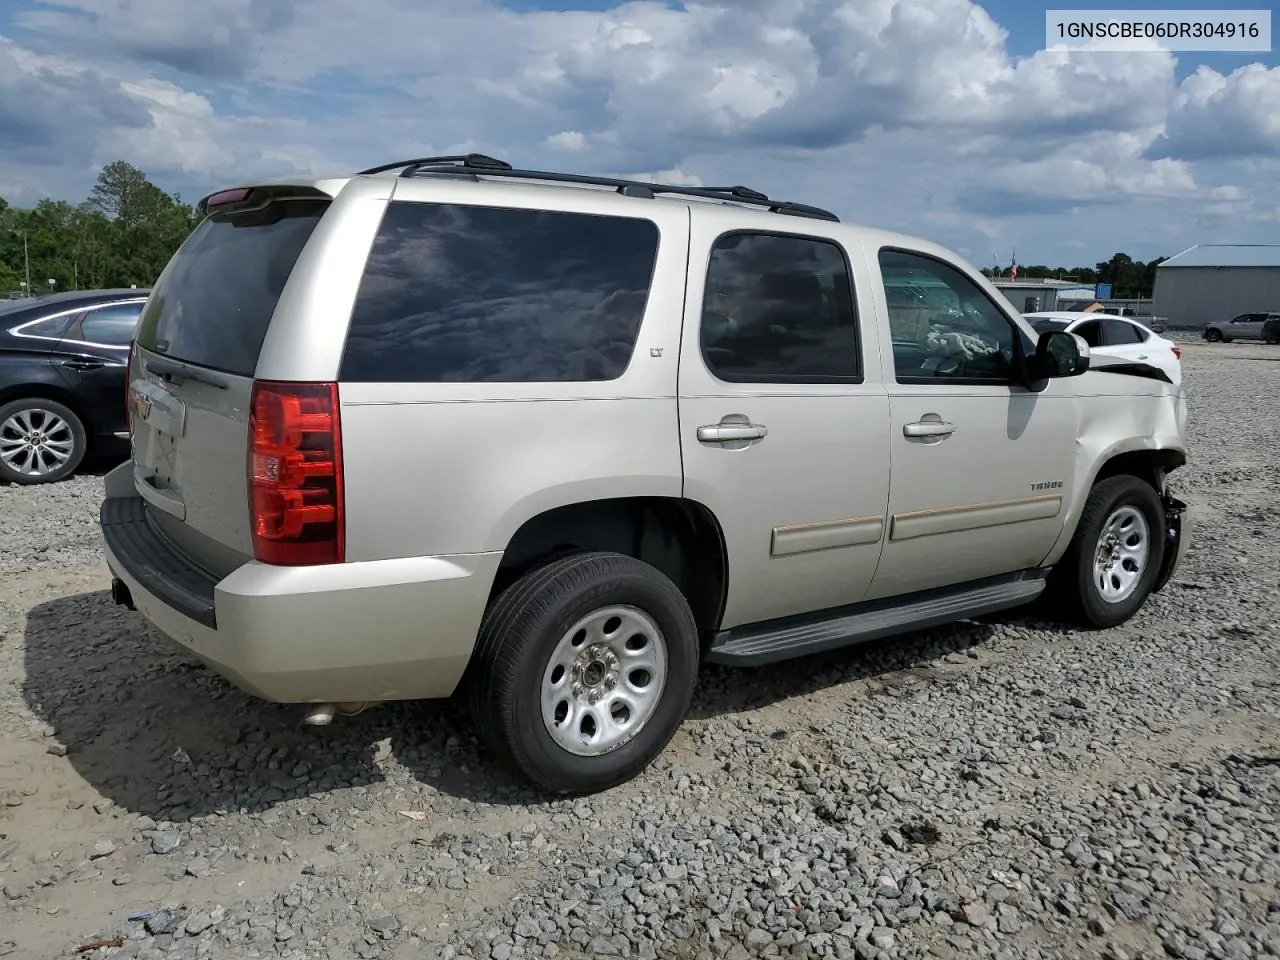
[100,491,501,703]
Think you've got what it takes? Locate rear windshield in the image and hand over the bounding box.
[134,197,329,376]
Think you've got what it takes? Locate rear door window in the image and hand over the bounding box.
[1101,319,1145,345]
[1073,320,1102,347]
[701,231,861,383]
[79,302,144,346]
[133,197,329,376]
[340,201,660,383]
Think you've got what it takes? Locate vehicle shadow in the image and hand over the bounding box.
[22,588,1033,818]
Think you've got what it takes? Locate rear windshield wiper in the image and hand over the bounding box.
[144,355,229,390]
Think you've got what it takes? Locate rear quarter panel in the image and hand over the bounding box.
[337,186,691,562]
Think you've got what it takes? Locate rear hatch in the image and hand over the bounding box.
[128,186,333,578]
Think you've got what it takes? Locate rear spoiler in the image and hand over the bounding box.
[197,178,349,215]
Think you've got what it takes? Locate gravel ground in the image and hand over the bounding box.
[1,340,1278,960]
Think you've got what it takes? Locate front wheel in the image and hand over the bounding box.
[1048,475,1166,628]
[1204,328,1223,342]
[467,551,699,795]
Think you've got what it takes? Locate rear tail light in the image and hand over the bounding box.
[248,381,345,565]
[1171,346,1181,360]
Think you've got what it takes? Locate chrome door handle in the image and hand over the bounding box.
[1137,354,1148,360]
[903,420,955,438]
[698,423,767,443]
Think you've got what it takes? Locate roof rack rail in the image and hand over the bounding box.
[386,160,839,222]
[357,154,512,176]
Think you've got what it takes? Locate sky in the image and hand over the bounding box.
[0,0,1277,268]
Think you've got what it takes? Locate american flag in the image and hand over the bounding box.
[1010,263,1018,282]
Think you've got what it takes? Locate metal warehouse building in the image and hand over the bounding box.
[992,279,1075,313]
[1153,244,1280,330]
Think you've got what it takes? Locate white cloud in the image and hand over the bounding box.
[1149,64,1280,161]
[544,130,588,152]
[0,0,1277,264]
[621,168,704,186]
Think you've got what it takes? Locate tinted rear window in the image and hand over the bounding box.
[340,201,660,383]
[134,198,328,376]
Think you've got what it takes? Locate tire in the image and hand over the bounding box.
[1048,475,1166,628]
[0,398,87,485]
[1204,329,1223,342]
[467,551,699,795]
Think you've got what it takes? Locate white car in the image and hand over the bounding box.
[1023,312,1182,386]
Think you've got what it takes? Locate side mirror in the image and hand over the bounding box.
[1028,330,1090,380]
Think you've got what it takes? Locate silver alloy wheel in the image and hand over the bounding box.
[541,604,669,757]
[0,407,76,478]
[1092,505,1150,603]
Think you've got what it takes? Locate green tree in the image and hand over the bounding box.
[0,160,200,294]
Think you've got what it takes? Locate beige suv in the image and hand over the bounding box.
[101,155,1190,794]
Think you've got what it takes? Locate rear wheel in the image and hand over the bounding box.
[467,551,699,795]
[0,398,87,485]
[1048,475,1166,628]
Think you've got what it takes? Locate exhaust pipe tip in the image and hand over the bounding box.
[302,703,337,726]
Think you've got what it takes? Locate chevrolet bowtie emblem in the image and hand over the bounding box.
[130,388,152,421]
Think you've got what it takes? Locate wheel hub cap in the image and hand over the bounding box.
[541,605,669,757]
[1092,505,1150,604]
[1,409,74,477]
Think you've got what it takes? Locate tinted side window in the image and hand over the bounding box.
[13,315,74,340]
[700,232,860,382]
[878,249,1016,383]
[81,303,144,346]
[341,202,659,383]
[1074,320,1102,347]
[1102,319,1144,345]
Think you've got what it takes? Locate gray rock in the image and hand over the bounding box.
[145,910,178,936]
[89,840,116,860]
[150,831,181,855]
[961,902,990,928]
[368,916,401,939]
[745,929,773,949]
[184,857,211,878]
[184,913,213,936]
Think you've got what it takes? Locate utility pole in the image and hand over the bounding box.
[21,231,32,298]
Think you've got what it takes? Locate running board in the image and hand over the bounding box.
[706,570,1049,667]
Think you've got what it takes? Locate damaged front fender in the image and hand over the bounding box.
[1041,382,1188,569]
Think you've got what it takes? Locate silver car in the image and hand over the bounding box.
[101,155,1191,794]
[1203,312,1280,342]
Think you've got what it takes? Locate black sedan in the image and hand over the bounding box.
[0,288,149,484]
